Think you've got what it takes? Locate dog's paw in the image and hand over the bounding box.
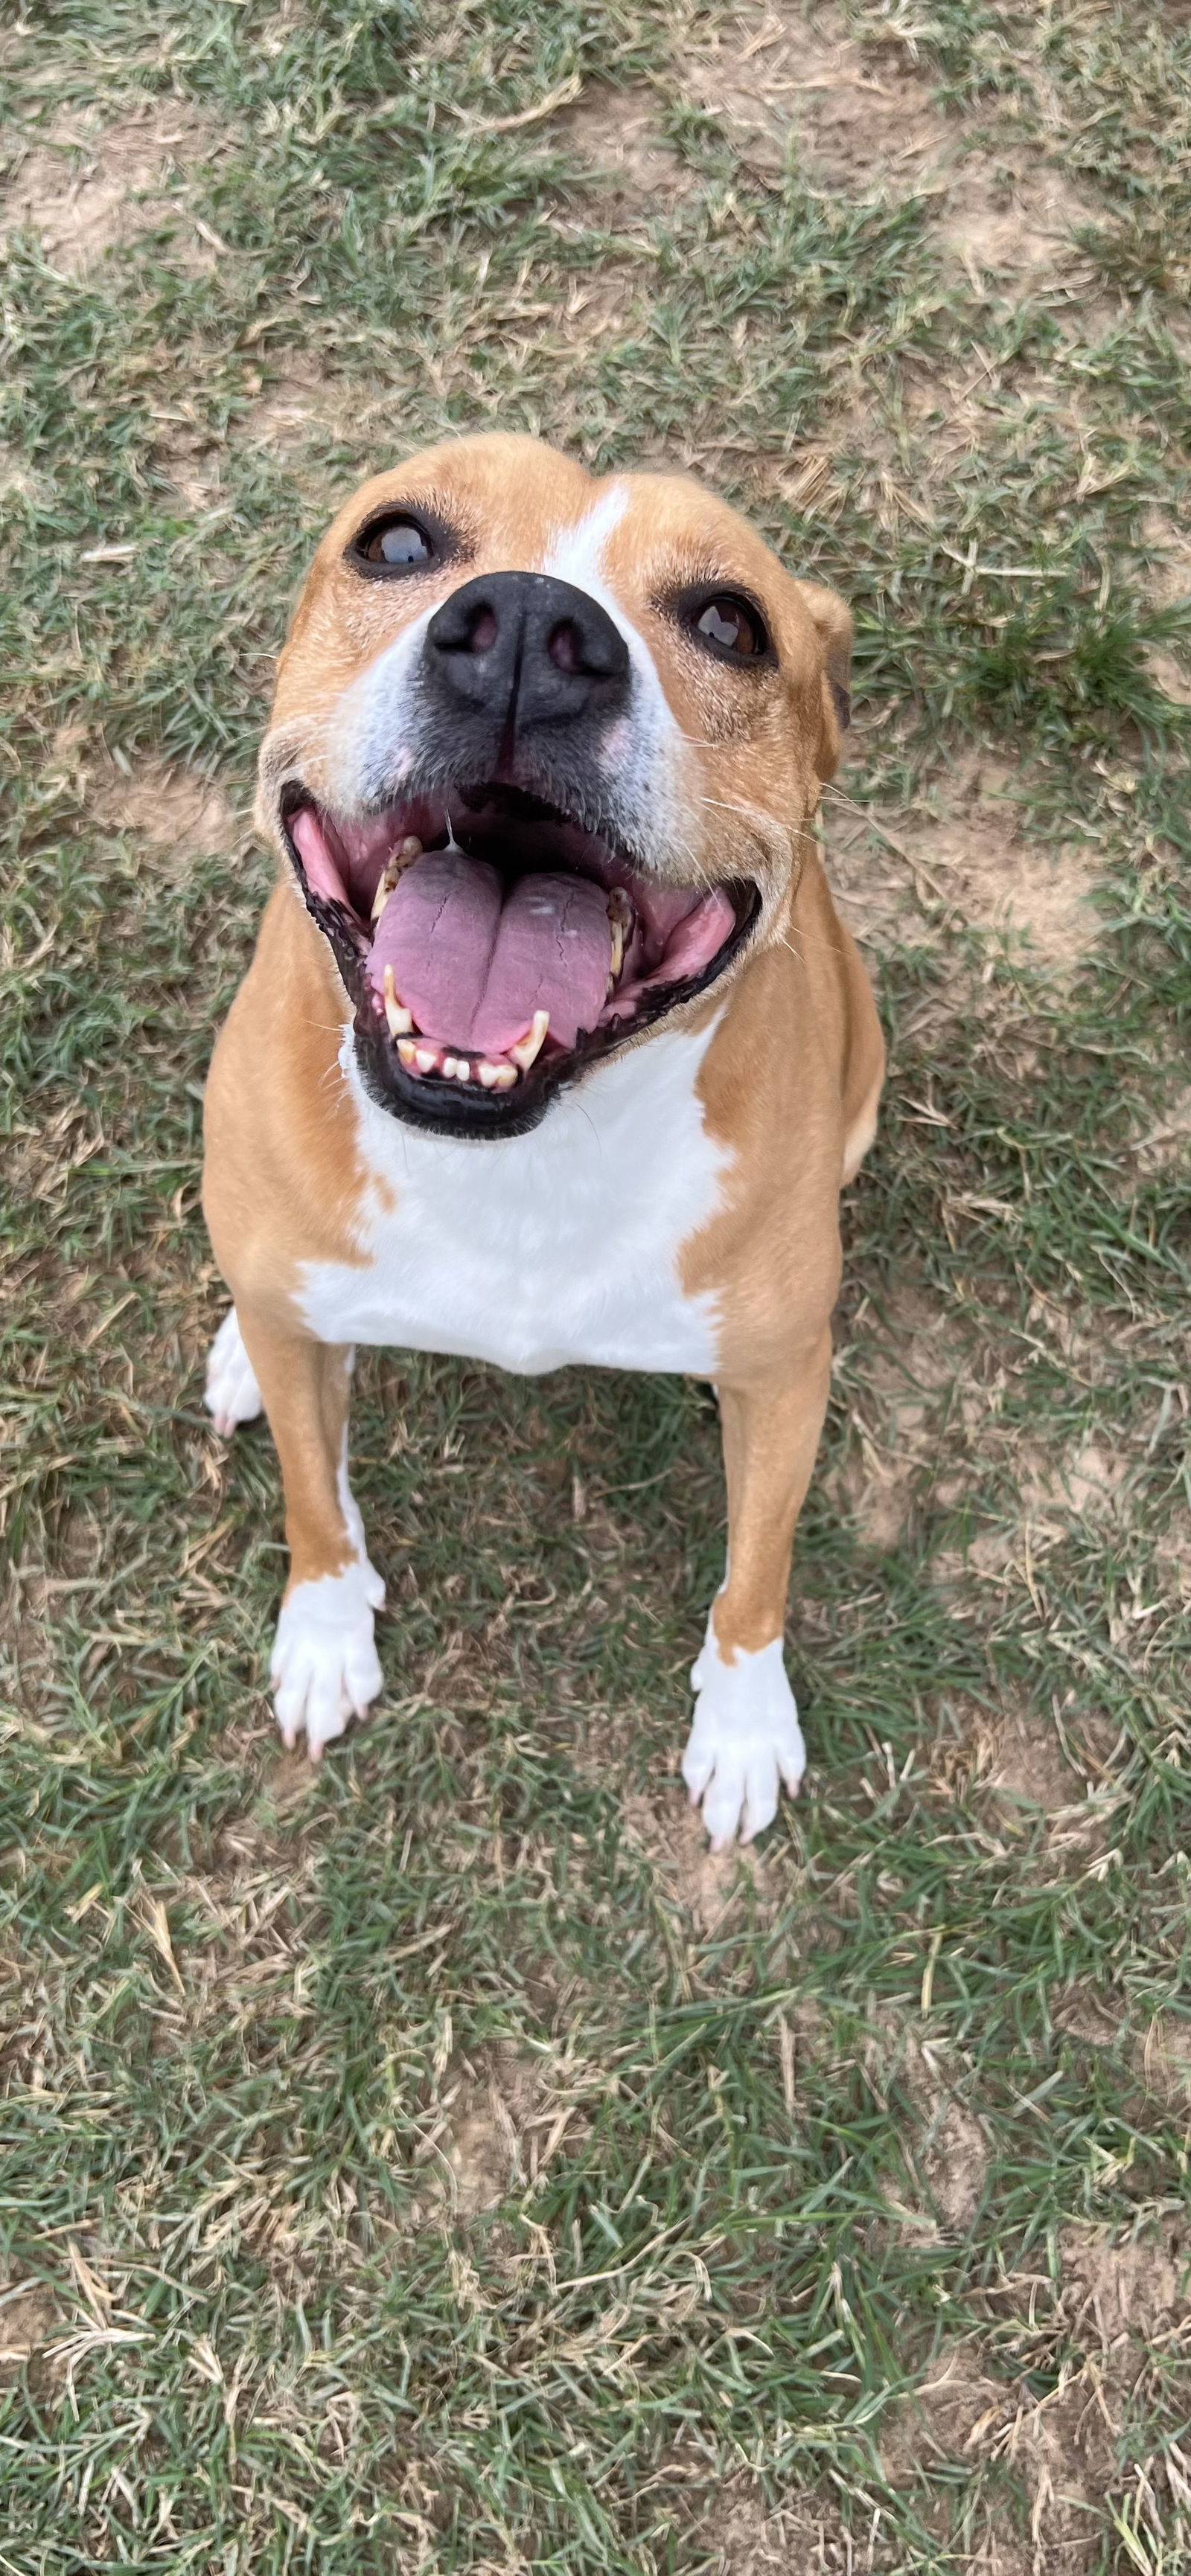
[270,1563,386,1760]
[681,1624,805,1849]
[205,1308,264,1435]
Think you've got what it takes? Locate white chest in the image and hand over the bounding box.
[298,1022,732,1377]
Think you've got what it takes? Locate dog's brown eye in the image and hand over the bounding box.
[357,514,435,569]
[692,593,769,659]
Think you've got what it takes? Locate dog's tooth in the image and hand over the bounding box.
[397,1037,418,1068]
[476,1060,502,1089]
[510,1008,549,1072]
[383,964,413,1038]
[415,1046,438,1074]
[371,836,423,922]
[607,888,631,987]
[493,1065,517,1090]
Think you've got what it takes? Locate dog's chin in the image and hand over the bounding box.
[279,780,761,1141]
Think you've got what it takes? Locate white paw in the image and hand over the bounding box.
[681,1621,805,1849]
[205,1308,264,1436]
[270,1561,386,1760]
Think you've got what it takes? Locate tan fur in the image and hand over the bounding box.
[202,433,884,1784]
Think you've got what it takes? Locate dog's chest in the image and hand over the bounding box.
[298,1024,731,1376]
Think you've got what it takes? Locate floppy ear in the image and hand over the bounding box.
[795,580,852,781]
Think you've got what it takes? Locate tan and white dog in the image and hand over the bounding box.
[202,432,884,1847]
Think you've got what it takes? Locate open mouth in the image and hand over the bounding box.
[282,784,759,1135]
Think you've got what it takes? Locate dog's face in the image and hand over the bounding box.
[261,433,851,1139]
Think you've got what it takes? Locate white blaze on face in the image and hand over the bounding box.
[539,482,692,869]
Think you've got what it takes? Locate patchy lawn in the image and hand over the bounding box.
[2,2,1190,2569]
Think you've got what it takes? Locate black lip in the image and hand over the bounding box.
[279,786,761,1143]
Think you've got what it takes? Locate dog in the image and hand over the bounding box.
[202,432,884,1847]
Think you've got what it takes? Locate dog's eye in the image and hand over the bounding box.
[355,513,436,571]
[691,592,770,660]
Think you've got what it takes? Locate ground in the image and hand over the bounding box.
[1,2,1190,2569]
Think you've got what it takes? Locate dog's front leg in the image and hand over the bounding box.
[683,1330,832,1848]
[207,1307,384,1759]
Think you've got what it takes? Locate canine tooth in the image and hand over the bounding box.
[510,1008,549,1072]
[397,1037,418,1067]
[382,964,413,1038]
[371,860,399,921]
[415,1046,438,1074]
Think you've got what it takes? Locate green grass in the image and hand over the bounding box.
[2,2,1190,2569]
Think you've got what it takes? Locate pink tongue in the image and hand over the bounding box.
[368,850,613,1055]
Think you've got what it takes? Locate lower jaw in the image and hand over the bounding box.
[319,891,761,1139]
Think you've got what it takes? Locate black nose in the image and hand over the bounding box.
[424,571,630,735]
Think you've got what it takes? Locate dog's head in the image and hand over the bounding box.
[261,433,851,1139]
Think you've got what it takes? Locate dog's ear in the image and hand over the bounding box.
[795,580,852,780]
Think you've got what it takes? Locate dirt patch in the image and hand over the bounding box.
[1146,644,1191,708]
[412,2043,592,2220]
[893,2027,989,2236]
[683,4,945,193]
[1140,508,1191,612]
[1141,2013,1191,2105]
[938,160,1098,286]
[1021,1437,1129,1527]
[826,752,1102,971]
[1,100,220,277]
[439,2048,537,2215]
[1061,2220,1190,2357]
[0,2280,57,2367]
[95,760,243,874]
[976,1702,1083,1817]
[1131,1080,1191,1174]
[930,1694,1123,1861]
[828,1287,989,1550]
[884,2227,1191,2567]
[621,1788,770,1935]
[683,2477,869,2574]
[820,801,922,956]
[242,358,344,455]
[558,83,690,208]
[913,759,1102,968]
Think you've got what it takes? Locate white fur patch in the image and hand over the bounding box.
[540,486,691,871]
[298,1017,732,1376]
[205,1307,264,1435]
[681,1614,805,1848]
[328,592,440,815]
[271,1557,386,1760]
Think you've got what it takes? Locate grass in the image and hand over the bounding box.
[1,1,1190,2568]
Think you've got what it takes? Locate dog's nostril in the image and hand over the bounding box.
[467,604,498,653]
[548,618,584,676]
